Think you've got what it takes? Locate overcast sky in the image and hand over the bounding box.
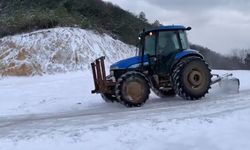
[103,0,250,54]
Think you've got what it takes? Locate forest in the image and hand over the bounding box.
[0,0,249,69]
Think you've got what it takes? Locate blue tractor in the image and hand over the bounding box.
[91,25,212,107]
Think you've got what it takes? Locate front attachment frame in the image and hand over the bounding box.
[91,57,115,94]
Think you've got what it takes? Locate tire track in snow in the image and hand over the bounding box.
[0,90,249,138]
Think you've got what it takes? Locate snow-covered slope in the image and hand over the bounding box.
[0,27,135,76]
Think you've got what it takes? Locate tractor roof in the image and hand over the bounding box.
[146,25,188,33]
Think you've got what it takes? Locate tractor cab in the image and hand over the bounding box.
[110,25,201,75]
[139,25,191,56]
[138,25,193,74]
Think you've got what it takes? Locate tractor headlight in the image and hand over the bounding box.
[110,70,114,76]
[109,70,116,82]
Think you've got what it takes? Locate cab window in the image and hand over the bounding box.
[157,31,180,54]
[179,30,189,50]
[144,32,156,55]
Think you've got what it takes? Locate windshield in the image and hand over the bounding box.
[138,30,189,56]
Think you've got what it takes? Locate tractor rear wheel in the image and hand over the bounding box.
[115,71,150,107]
[172,57,211,100]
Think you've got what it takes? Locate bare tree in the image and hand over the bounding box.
[245,53,250,69]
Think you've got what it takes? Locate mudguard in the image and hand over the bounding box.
[175,49,203,60]
[171,49,204,71]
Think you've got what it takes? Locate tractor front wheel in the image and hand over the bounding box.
[101,93,117,103]
[115,71,150,107]
[172,57,212,100]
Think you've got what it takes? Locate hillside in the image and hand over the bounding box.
[0,0,248,72]
[0,27,135,76]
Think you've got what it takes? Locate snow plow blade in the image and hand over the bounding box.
[211,73,240,93]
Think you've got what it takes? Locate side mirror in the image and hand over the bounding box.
[186,27,192,30]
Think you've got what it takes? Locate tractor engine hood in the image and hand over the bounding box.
[110,55,149,70]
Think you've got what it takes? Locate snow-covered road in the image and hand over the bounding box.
[0,70,250,150]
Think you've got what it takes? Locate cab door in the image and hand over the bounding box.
[156,31,181,74]
[143,31,157,71]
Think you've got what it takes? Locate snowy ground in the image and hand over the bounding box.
[0,70,250,150]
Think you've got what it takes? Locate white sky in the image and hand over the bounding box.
[103,0,250,54]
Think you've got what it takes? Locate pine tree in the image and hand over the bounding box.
[153,20,161,27]
[139,11,147,22]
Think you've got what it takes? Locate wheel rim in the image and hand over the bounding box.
[187,69,204,89]
[123,80,145,103]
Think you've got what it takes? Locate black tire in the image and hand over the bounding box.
[172,57,212,100]
[153,88,176,98]
[115,71,150,107]
[101,93,117,103]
